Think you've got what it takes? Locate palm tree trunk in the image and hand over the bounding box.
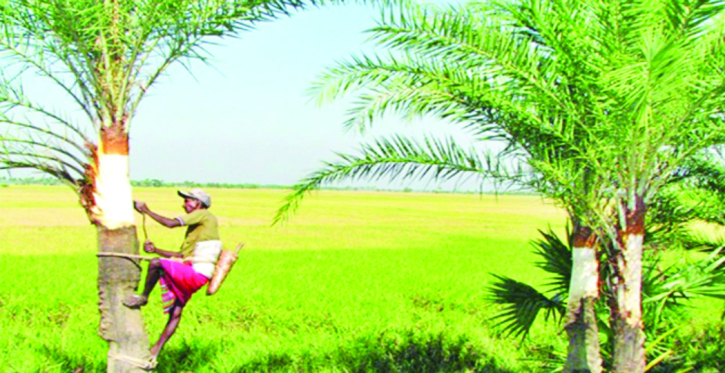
[564,222,602,373]
[93,124,151,372]
[611,196,646,373]
[98,226,151,372]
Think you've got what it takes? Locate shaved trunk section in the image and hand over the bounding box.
[93,153,134,229]
[564,223,602,373]
[91,126,134,229]
[93,124,151,372]
[611,196,646,373]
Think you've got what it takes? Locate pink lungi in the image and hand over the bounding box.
[159,259,209,313]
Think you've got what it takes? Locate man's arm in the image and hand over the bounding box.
[134,201,182,228]
[143,241,183,258]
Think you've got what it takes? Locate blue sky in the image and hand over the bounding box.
[126,1,490,191]
[13,1,492,191]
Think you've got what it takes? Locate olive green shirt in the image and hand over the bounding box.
[176,209,220,258]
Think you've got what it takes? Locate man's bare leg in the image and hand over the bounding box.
[124,258,163,308]
[151,301,184,358]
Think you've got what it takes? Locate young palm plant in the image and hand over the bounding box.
[487,228,570,341]
[276,0,725,371]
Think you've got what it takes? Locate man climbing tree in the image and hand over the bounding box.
[128,188,221,362]
[0,0,390,370]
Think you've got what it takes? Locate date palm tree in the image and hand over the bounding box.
[0,0,389,370]
[276,0,725,371]
[488,222,725,371]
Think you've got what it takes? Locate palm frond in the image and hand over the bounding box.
[311,1,599,137]
[644,247,725,328]
[532,227,573,294]
[310,51,521,133]
[273,135,505,224]
[310,48,598,195]
[664,0,725,38]
[371,1,586,118]
[486,274,566,340]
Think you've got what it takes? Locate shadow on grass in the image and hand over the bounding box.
[40,333,514,372]
[154,340,223,373]
[234,331,516,373]
[38,340,222,373]
[36,345,103,373]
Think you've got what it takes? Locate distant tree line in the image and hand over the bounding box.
[0,177,276,189]
[2,176,500,193]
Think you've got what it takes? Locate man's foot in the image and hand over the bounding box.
[123,294,148,309]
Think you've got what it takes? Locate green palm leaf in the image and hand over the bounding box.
[486,227,572,340]
[274,135,511,225]
[532,227,573,294]
[486,274,566,340]
[644,247,725,327]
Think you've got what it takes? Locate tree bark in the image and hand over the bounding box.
[98,226,151,372]
[611,196,646,373]
[564,223,602,373]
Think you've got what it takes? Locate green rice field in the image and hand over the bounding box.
[0,185,718,372]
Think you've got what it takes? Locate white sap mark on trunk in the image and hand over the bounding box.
[569,247,598,309]
[619,233,643,325]
[92,154,134,229]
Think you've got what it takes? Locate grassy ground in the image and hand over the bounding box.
[1,185,695,372]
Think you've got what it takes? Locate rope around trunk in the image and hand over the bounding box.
[96,252,151,271]
[97,252,154,261]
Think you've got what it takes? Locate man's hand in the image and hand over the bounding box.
[143,241,156,253]
[132,201,181,228]
[134,200,149,214]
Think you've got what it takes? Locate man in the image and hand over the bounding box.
[124,188,222,360]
